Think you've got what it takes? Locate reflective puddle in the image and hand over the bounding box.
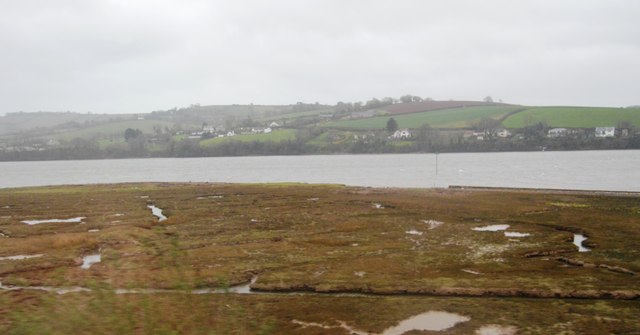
[22,217,86,225]
[504,232,530,237]
[573,234,591,252]
[422,219,444,229]
[381,311,470,334]
[81,254,101,269]
[462,269,482,275]
[0,282,90,295]
[225,276,257,294]
[147,205,167,222]
[472,224,510,232]
[0,254,44,261]
[475,324,518,335]
[293,310,470,334]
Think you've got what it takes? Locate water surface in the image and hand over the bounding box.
[1,151,639,191]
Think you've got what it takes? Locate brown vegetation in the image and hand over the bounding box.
[0,183,639,333]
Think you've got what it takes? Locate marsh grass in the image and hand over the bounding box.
[0,183,638,333]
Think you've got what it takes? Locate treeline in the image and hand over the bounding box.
[2,133,640,161]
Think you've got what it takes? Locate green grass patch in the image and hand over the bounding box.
[548,202,589,208]
[325,106,521,129]
[502,107,640,128]
[260,107,336,122]
[389,141,413,147]
[199,129,297,147]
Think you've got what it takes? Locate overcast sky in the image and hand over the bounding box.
[1,0,639,115]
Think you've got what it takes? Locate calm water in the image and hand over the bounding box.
[1,151,639,191]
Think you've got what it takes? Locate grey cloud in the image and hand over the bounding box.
[1,0,639,114]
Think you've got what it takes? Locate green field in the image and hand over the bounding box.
[0,112,134,136]
[260,107,336,122]
[503,107,640,128]
[199,129,297,147]
[325,106,522,129]
[52,120,181,140]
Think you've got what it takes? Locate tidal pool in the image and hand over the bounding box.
[475,324,518,335]
[472,224,510,232]
[381,311,470,334]
[504,232,530,237]
[0,254,43,261]
[293,310,470,334]
[81,254,101,269]
[22,217,85,225]
[147,205,167,222]
[573,234,591,252]
[0,282,91,295]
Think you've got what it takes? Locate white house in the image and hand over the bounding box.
[548,128,568,138]
[390,129,412,139]
[595,127,615,138]
[202,125,216,133]
[226,130,236,137]
[496,129,512,138]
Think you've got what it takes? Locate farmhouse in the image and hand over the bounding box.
[548,128,569,138]
[390,129,412,139]
[595,127,615,138]
[496,129,512,138]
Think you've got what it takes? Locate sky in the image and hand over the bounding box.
[1,0,639,115]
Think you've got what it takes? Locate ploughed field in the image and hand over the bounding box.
[0,183,639,334]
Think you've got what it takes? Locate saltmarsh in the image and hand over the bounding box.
[0,183,638,334]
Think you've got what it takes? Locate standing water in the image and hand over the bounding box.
[81,254,101,269]
[147,205,167,222]
[573,234,591,252]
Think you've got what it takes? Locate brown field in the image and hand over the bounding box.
[0,183,639,334]
[382,101,507,115]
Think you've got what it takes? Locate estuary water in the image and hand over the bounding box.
[0,150,639,191]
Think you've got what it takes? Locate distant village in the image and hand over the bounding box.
[387,126,626,141]
[185,121,281,140]
[1,98,638,159]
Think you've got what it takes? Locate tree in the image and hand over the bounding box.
[399,95,414,103]
[474,118,502,136]
[484,96,494,103]
[416,124,439,152]
[617,120,635,131]
[124,128,143,142]
[386,118,398,133]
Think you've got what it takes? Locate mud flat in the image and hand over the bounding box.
[0,182,638,334]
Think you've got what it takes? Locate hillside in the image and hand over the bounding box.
[381,100,507,115]
[502,106,640,128]
[1,99,639,160]
[326,105,523,129]
[0,112,136,137]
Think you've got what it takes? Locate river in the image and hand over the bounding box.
[0,150,639,191]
